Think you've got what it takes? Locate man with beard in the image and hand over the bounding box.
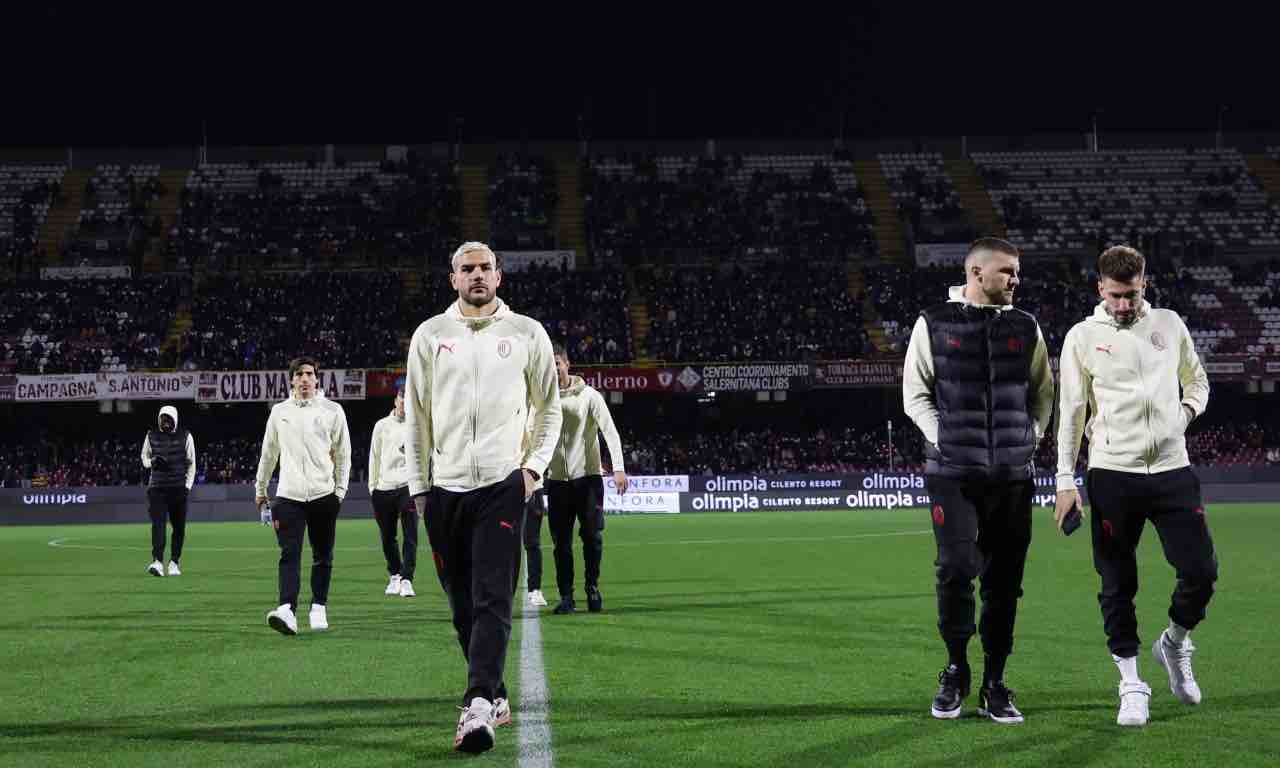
[404,241,561,754]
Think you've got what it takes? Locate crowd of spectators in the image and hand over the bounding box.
[417,259,632,363]
[488,155,558,250]
[182,271,404,370]
[170,155,460,270]
[0,277,183,373]
[639,261,869,361]
[584,153,876,254]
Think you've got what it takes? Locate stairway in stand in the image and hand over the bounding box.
[37,168,92,270]
[853,160,906,263]
[945,156,1006,239]
[459,166,490,243]
[554,158,587,262]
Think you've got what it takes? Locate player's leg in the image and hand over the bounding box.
[167,489,188,575]
[546,480,577,613]
[268,499,306,634]
[371,489,403,594]
[925,474,982,718]
[1148,467,1217,705]
[975,478,1033,723]
[304,494,341,629]
[146,488,166,575]
[1087,468,1152,725]
[398,488,418,596]
[579,476,605,612]
[426,487,472,657]
[523,491,547,606]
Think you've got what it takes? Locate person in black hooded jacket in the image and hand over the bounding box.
[141,404,196,577]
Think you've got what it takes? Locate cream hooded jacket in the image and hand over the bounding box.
[255,391,352,502]
[404,299,562,496]
[1055,300,1209,491]
[546,375,626,482]
[368,410,409,492]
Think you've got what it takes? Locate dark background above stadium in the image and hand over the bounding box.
[2,5,1277,146]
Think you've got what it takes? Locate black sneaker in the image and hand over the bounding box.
[586,586,603,613]
[931,664,970,719]
[552,597,576,615]
[978,681,1024,724]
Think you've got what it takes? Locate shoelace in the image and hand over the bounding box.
[1173,641,1197,681]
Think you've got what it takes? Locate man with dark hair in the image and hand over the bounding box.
[545,341,628,615]
[903,236,1054,723]
[369,386,417,598]
[255,356,352,636]
[141,405,196,577]
[1055,244,1214,727]
[405,241,561,754]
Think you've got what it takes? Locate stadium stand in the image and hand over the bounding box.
[583,153,876,253]
[878,152,974,243]
[488,154,558,250]
[171,156,460,269]
[972,148,1280,254]
[0,163,65,272]
[0,277,184,373]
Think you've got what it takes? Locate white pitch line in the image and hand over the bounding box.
[518,562,554,768]
[47,538,382,553]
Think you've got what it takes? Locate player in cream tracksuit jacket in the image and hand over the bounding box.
[403,242,562,753]
[1054,246,1216,727]
[544,343,628,615]
[368,388,417,597]
[255,358,352,636]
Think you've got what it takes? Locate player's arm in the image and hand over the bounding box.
[901,316,939,447]
[592,388,628,494]
[331,406,352,502]
[1028,324,1055,440]
[185,433,196,490]
[405,327,435,512]
[523,324,563,494]
[368,420,382,492]
[1176,317,1209,425]
[254,408,281,509]
[1054,325,1090,529]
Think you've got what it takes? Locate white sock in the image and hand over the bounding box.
[1166,622,1190,646]
[1113,654,1141,684]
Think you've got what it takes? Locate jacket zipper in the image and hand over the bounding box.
[1134,329,1155,468]
[471,329,481,486]
[986,313,995,469]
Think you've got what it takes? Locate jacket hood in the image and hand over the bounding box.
[446,298,511,329]
[561,375,586,397]
[1089,299,1151,327]
[158,405,179,430]
[947,284,1014,312]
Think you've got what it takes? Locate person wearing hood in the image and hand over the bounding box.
[544,341,628,616]
[1055,245,1214,728]
[902,237,1054,725]
[255,356,352,636]
[140,404,196,577]
[369,386,417,598]
[404,241,561,754]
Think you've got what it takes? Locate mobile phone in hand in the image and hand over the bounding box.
[1062,502,1082,536]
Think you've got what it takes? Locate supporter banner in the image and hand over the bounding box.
[195,369,366,403]
[15,372,199,402]
[698,363,811,392]
[577,366,684,393]
[39,265,132,280]
[914,242,969,267]
[610,474,690,493]
[367,370,405,398]
[0,374,14,402]
[813,360,904,388]
[604,492,681,514]
[495,250,576,272]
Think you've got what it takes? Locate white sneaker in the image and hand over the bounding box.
[267,604,298,636]
[309,604,328,631]
[1116,681,1151,726]
[147,560,164,577]
[454,697,496,753]
[493,696,512,727]
[167,561,181,576]
[385,574,402,595]
[399,579,416,598]
[1153,631,1202,704]
[528,589,548,608]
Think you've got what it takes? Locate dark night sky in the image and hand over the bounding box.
[2,5,1275,147]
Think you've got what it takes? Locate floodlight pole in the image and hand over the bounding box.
[888,419,895,472]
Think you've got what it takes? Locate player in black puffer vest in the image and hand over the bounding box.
[141,405,196,577]
[903,238,1055,724]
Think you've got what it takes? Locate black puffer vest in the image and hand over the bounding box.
[147,429,190,489]
[921,301,1040,480]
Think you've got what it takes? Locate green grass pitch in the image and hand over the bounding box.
[1,505,1277,766]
